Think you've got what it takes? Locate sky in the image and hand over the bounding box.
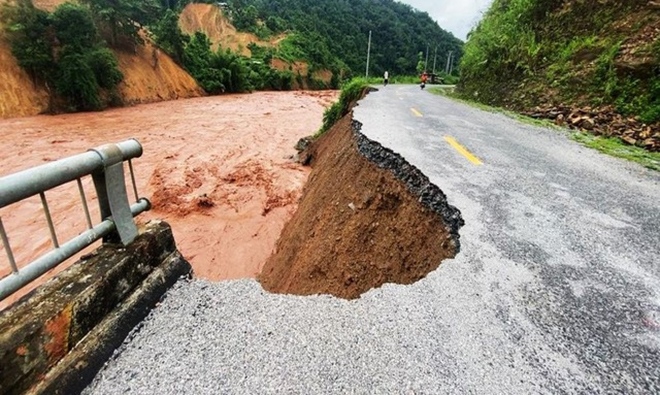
[400,0,494,41]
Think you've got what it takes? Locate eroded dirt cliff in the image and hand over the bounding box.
[0,38,49,118]
[179,3,284,56]
[179,3,333,88]
[259,112,464,299]
[0,0,203,119]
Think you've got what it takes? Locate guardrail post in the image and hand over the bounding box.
[0,139,149,302]
[90,143,140,245]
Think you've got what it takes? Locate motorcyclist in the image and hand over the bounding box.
[420,71,428,89]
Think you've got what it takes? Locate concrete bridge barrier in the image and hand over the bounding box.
[0,220,190,395]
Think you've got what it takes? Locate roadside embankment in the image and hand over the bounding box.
[259,110,464,299]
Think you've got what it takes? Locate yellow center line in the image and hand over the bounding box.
[444,136,483,166]
[411,108,423,117]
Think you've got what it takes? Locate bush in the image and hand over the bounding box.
[182,31,297,94]
[56,52,102,110]
[152,8,188,64]
[1,0,55,84]
[50,2,98,50]
[318,78,369,135]
[86,47,124,89]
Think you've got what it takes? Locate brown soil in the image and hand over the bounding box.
[270,58,334,89]
[259,113,458,300]
[0,0,202,119]
[270,58,308,89]
[312,69,334,83]
[30,0,60,12]
[179,3,285,56]
[0,39,49,118]
[0,90,338,309]
[177,3,335,86]
[115,41,204,105]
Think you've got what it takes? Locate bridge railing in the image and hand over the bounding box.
[0,139,151,302]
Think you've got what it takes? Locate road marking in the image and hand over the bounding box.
[444,136,483,165]
[411,108,423,117]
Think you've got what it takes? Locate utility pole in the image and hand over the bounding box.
[449,53,455,75]
[445,51,453,74]
[365,30,372,79]
[424,43,429,72]
[432,46,438,74]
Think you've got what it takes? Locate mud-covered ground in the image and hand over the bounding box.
[0,91,337,308]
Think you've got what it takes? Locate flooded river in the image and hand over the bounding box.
[0,91,337,307]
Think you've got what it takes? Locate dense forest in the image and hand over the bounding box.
[224,0,463,77]
[459,0,659,131]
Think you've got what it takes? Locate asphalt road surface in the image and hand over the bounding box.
[85,86,660,394]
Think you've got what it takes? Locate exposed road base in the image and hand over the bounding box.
[259,112,463,299]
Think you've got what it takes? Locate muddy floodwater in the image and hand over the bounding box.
[0,91,337,308]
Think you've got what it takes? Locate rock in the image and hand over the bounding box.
[294,136,314,152]
[640,127,652,139]
[581,118,596,131]
[642,138,655,148]
[548,111,560,120]
[569,113,583,126]
[622,136,638,146]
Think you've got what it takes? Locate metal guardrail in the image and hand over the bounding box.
[0,139,151,302]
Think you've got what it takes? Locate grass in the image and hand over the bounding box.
[314,77,370,137]
[429,86,660,171]
[428,86,557,129]
[571,133,660,171]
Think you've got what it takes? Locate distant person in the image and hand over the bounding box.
[420,71,428,89]
[383,71,389,86]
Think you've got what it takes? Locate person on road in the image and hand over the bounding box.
[383,71,389,86]
[420,71,428,89]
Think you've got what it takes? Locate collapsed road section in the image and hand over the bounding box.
[259,107,464,299]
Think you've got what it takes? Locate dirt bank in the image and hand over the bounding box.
[0,91,337,308]
[0,34,202,119]
[178,4,334,88]
[0,39,49,118]
[0,0,202,119]
[115,41,204,106]
[179,3,284,56]
[259,112,464,299]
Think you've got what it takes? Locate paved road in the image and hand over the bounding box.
[85,86,660,394]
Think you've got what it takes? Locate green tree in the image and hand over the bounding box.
[55,51,101,110]
[50,2,98,50]
[152,8,187,63]
[416,51,425,74]
[225,0,463,77]
[183,32,228,94]
[2,1,124,112]
[85,47,123,89]
[80,0,161,46]
[1,0,55,85]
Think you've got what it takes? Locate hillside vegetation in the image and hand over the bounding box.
[223,0,463,77]
[1,0,462,117]
[0,0,201,117]
[458,0,659,151]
